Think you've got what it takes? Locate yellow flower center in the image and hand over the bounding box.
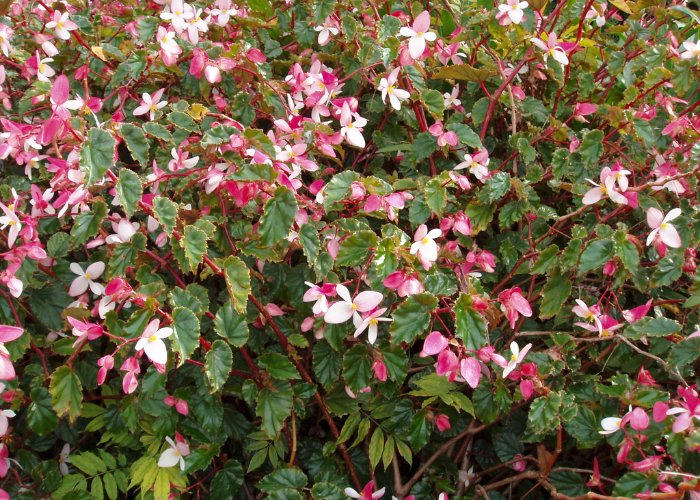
[175,10,181,15]
[149,335,157,342]
[151,104,158,111]
[348,123,354,128]
[7,220,14,226]
[57,21,65,29]
[85,273,92,279]
[163,37,169,42]
[351,303,357,310]
[661,223,667,229]
[388,85,395,93]
[471,161,478,169]
[511,4,518,8]
[584,312,595,323]
[174,450,179,456]
[369,318,378,326]
[422,237,429,244]
[511,354,517,361]
[7,204,13,211]
[417,32,423,36]
[319,82,325,89]
[601,330,612,337]
[39,64,46,73]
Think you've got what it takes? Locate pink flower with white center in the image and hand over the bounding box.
[429,121,459,147]
[324,284,383,326]
[168,147,199,172]
[0,27,12,57]
[354,308,392,344]
[410,224,441,270]
[37,54,55,83]
[0,325,22,380]
[444,85,461,109]
[455,151,490,180]
[160,0,194,33]
[384,270,425,297]
[572,299,602,334]
[622,299,653,324]
[303,282,336,315]
[577,314,623,337]
[339,102,367,148]
[69,261,105,296]
[646,207,682,249]
[210,0,238,26]
[532,31,569,66]
[502,341,532,378]
[105,218,139,244]
[0,201,21,248]
[666,387,700,433]
[45,10,78,40]
[609,162,631,191]
[276,143,307,162]
[66,316,105,346]
[499,287,532,329]
[345,480,385,500]
[497,0,529,24]
[183,6,208,44]
[315,16,339,45]
[585,3,607,26]
[136,319,173,365]
[157,27,182,57]
[158,435,190,470]
[399,11,436,59]
[133,89,167,121]
[378,68,410,111]
[582,168,628,205]
[680,40,700,59]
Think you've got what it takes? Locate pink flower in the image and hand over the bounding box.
[498,287,532,329]
[164,396,189,415]
[653,401,669,422]
[0,325,23,380]
[622,299,653,323]
[582,167,628,205]
[324,284,383,325]
[497,0,529,24]
[436,349,459,381]
[97,355,114,385]
[512,455,526,472]
[666,387,700,433]
[532,31,569,65]
[460,356,481,388]
[383,270,424,297]
[399,11,436,59]
[436,414,451,432]
[45,10,78,40]
[377,68,410,111]
[67,316,105,346]
[502,341,531,378]
[572,299,602,334]
[354,308,392,344]
[345,480,385,500]
[520,379,534,398]
[314,16,339,45]
[420,331,449,357]
[573,102,597,122]
[628,407,649,431]
[133,89,167,121]
[120,357,141,394]
[455,150,490,180]
[646,207,682,249]
[410,224,441,270]
[339,102,367,148]
[372,358,387,381]
[429,121,459,147]
[303,282,336,314]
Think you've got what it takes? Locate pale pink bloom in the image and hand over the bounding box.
[680,41,700,59]
[444,85,461,109]
[58,443,71,475]
[599,414,625,435]
[37,54,55,82]
[67,316,104,346]
[133,89,167,121]
[572,299,602,334]
[158,435,190,470]
[460,356,481,388]
[420,331,449,357]
[497,0,529,24]
[0,326,22,380]
[377,68,410,111]
[532,31,569,65]
[168,147,199,171]
[105,218,139,244]
[646,207,682,249]
[45,11,78,40]
[384,270,425,297]
[315,16,339,45]
[585,3,607,26]
[578,314,623,337]
[210,0,238,26]
[276,143,307,162]
[182,6,208,44]
[159,29,182,55]
[609,162,631,192]
[69,261,105,296]
[502,341,532,378]
[97,355,114,385]
[0,27,11,57]
[303,282,335,315]
[324,284,383,326]
[498,287,532,329]
[455,151,490,180]
[160,0,194,33]
[0,201,20,248]
[410,224,441,270]
[354,308,392,344]
[120,357,140,394]
[136,319,173,365]
[345,480,385,500]
[582,168,627,205]
[429,121,459,147]
[399,11,436,59]
[666,389,700,433]
[339,102,367,148]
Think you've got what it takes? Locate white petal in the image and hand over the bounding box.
[158,449,180,468]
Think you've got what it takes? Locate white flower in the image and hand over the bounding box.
[680,41,700,59]
[160,0,194,33]
[410,225,441,264]
[59,444,71,476]
[646,208,682,249]
[339,103,367,148]
[324,284,383,326]
[399,11,436,59]
[502,341,532,378]
[353,308,392,344]
[599,416,623,435]
[133,89,167,121]
[105,218,139,244]
[0,200,21,248]
[158,436,190,470]
[377,68,410,111]
[444,85,461,109]
[0,409,14,436]
[314,17,339,45]
[37,55,55,82]
[69,262,105,297]
[532,31,569,66]
[497,0,529,24]
[135,319,173,365]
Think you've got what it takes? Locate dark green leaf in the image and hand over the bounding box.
[71,200,108,248]
[49,366,83,423]
[205,340,232,392]
[257,379,293,438]
[120,123,149,168]
[214,300,249,347]
[455,294,487,351]
[116,168,142,218]
[171,307,200,366]
[259,187,297,247]
[389,293,438,345]
[80,129,116,186]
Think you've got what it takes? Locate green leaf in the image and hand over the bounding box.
[447,123,482,148]
[482,172,510,203]
[530,244,559,275]
[343,345,372,393]
[563,406,602,448]
[103,472,118,500]
[616,238,639,274]
[299,224,320,265]
[539,267,572,319]
[409,373,455,397]
[120,123,149,167]
[201,126,237,147]
[257,379,293,438]
[27,387,59,436]
[116,168,143,218]
[389,293,438,345]
[324,171,360,209]
[222,256,251,315]
[410,132,438,164]
[578,239,614,275]
[205,340,232,392]
[432,63,496,82]
[499,200,528,228]
[382,345,408,382]
[313,0,336,23]
[168,111,200,132]
[210,461,244,500]
[580,130,604,168]
[668,337,700,366]
[136,16,159,41]
[71,451,107,476]
[407,410,430,451]
[71,200,108,248]
[464,203,496,235]
[612,472,658,498]
[651,256,683,287]
[424,178,447,216]
[80,128,116,186]
[549,470,585,498]
[455,294,488,351]
[49,366,83,423]
[528,391,562,434]
[153,197,178,237]
[259,187,297,247]
[313,341,342,390]
[494,432,524,462]
[336,230,377,266]
[369,429,385,469]
[259,468,307,492]
[259,353,300,379]
[214,300,249,347]
[248,0,273,14]
[561,238,583,270]
[183,225,208,269]
[171,307,200,366]
[625,317,681,339]
[143,122,173,142]
[47,232,71,258]
[109,233,146,278]
[421,89,445,120]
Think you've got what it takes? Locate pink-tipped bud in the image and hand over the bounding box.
[436,414,451,432]
[372,359,387,381]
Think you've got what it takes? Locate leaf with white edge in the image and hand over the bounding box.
[499,200,528,228]
[143,122,173,142]
[222,256,251,314]
[171,307,200,366]
[80,128,116,186]
[71,200,108,248]
[49,366,83,423]
[410,132,438,164]
[651,256,683,287]
[136,16,159,41]
[299,223,320,265]
[528,391,562,434]
[612,473,658,498]
[205,340,232,393]
[183,225,207,269]
[389,293,438,345]
[539,267,572,319]
[615,238,639,274]
[424,178,447,216]
[259,187,297,247]
[336,230,377,266]
[464,203,496,235]
[257,379,293,439]
[530,244,559,274]
[168,111,199,132]
[259,353,300,379]
[421,89,445,120]
[120,123,149,167]
[455,293,488,351]
[153,197,178,237]
[343,344,372,393]
[116,168,142,217]
[625,317,681,339]
[433,63,496,82]
[214,300,249,347]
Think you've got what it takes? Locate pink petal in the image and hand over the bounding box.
[324,302,354,323]
[0,355,14,380]
[0,326,23,343]
[520,379,534,399]
[51,74,69,105]
[460,357,481,388]
[353,291,383,312]
[421,331,448,356]
[413,11,431,32]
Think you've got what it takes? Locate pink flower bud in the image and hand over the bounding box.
[175,399,189,415]
[520,379,534,399]
[521,362,537,377]
[436,414,451,432]
[350,182,366,200]
[246,48,266,63]
[164,396,175,406]
[301,317,315,331]
[123,372,138,394]
[629,407,649,431]
[512,455,526,472]
[603,261,617,275]
[421,331,449,357]
[653,401,669,422]
[372,359,387,381]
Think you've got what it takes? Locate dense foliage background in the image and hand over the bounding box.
[0,0,699,498]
